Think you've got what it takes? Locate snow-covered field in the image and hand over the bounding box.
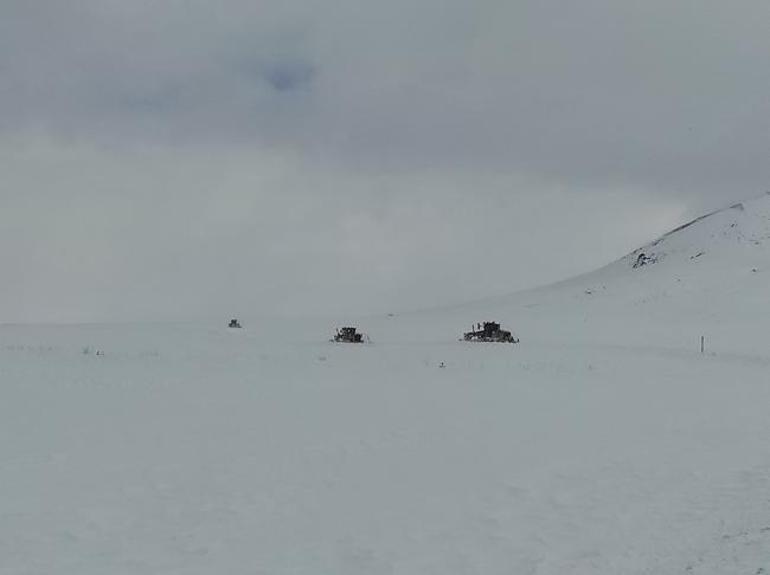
[3,196,770,573]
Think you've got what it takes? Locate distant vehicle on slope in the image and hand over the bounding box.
[463,321,518,343]
[333,326,368,343]
[228,318,242,329]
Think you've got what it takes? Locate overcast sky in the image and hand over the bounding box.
[1,0,768,322]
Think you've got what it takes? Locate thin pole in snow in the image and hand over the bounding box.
[700,335,705,354]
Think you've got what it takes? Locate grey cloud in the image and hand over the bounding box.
[2,1,767,195]
[0,0,768,321]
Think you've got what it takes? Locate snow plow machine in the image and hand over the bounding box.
[333,326,368,343]
[463,321,519,343]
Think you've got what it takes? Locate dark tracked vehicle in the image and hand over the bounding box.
[333,326,367,343]
[463,321,518,343]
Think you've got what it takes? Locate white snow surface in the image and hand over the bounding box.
[3,195,770,573]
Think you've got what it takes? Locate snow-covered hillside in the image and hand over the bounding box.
[425,192,770,355]
[2,196,770,574]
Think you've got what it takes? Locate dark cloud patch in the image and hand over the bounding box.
[263,60,315,93]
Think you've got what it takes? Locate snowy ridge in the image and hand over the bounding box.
[411,193,770,329]
[620,193,770,271]
[550,192,770,294]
